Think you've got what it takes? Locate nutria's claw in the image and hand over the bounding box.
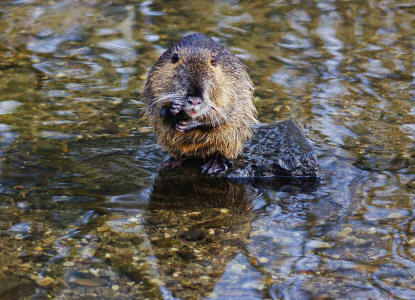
[175,121,189,132]
[226,159,234,169]
[201,155,233,174]
[169,100,182,115]
[161,158,187,170]
[176,120,203,132]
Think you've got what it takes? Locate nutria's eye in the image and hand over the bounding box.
[210,58,217,67]
[171,53,179,64]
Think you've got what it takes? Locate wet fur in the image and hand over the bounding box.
[142,33,257,160]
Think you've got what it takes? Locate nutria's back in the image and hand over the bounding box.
[142,33,256,171]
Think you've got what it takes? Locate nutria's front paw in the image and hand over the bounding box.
[169,99,182,115]
[176,120,203,132]
[201,155,233,174]
[161,157,187,170]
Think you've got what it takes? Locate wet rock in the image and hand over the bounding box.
[72,278,106,287]
[97,224,110,232]
[36,276,54,286]
[145,216,165,226]
[337,227,353,238]
[0,277,36,299]
[179,229,205,241]
[66,120,320,188]
[112,284,120,291]
[307,240,332,249]
[258,257,269,264]
[406,179,415,189]
[177,248,196,261]
[226,120,321,178]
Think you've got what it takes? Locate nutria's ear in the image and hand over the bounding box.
[171,53,179,64]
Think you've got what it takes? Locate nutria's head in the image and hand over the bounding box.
[143,33,253,123]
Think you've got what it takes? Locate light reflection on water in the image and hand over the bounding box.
[0,0,414,299]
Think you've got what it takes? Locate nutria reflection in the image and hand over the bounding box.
[144,166,254,299]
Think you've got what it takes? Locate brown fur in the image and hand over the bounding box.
[141,33,257,160]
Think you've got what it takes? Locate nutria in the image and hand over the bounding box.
[142,33,257,174]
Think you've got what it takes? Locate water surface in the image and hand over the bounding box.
[0,0,414,299]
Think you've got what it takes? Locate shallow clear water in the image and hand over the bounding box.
[0,0,414,299]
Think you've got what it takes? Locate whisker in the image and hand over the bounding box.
[208,103,227,124]
[206,107,221,127]
[148,93,177,110]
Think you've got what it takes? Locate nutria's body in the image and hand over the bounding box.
[142,33,257,173]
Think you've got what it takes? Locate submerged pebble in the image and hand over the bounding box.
[36,276,54,286]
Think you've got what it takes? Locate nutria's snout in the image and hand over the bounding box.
[165,84,208,119]
[183,96,204,118]
[164,94,206,119]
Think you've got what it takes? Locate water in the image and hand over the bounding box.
[0,0,414,299]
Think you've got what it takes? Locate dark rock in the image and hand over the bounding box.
[179,229,205,241]
[406,180,415,189]
[226,119,321,178]
[0,277,36,300]
[177,248,197,261]
[145,216,166,226]
[66,120,321,184]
